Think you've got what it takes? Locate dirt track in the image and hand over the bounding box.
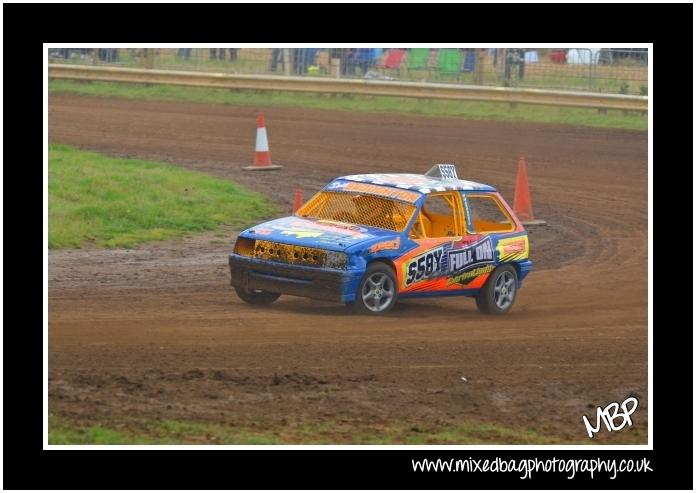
[48,94,648,443]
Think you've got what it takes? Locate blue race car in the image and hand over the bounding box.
[230,165,532,315]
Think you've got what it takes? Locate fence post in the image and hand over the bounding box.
[474,49,484,85]
[145,48,155,69]
[588,48,596,90]
[283,49,291,76]
[330,58,340,78]
[500,48,506,84]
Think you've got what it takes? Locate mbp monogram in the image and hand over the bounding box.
[582,397,638,438]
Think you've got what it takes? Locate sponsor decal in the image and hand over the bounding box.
[313,234,364,245]
[401,237,497,289]
[462,197,472,230]
[369,238,401,253]
[404,247,445,287]
[448,237,495,274]
[347,173,433,186]
[315,220,368,234]
[340,181,421,203]
[252,228,273,236]
[447,264,494,285]
[280,229,324,239]
[496,236,529,262]
[503,241,525,253]
[288,218,369,238]
[268,218,371,240]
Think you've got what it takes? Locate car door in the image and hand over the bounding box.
[460,192,529,283]
[397,191,472,294]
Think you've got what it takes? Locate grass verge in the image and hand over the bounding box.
[48,144,275,249]
[48,415,570,445]
[49,79,647,131]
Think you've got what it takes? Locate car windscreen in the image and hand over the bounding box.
[296,191,417,232]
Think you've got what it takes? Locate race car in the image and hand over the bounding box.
[229,164,532,315]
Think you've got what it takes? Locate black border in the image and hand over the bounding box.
[4,2,692,490]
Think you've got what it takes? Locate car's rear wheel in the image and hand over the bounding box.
[352,263,398,315]
[235,286,280,305]
[475,265,518,315]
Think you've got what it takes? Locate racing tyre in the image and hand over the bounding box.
[475,265,518,315]
[352,263,398,315]
[235,286,280,305]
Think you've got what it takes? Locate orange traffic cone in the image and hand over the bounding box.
[293,189,304,213]
[243,113,283,171]
[513,157,546,226]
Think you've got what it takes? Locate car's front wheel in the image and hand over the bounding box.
[475,265,518,315]
[234,286,280,305]
[352,263,398,315]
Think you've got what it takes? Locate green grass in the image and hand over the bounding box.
[48,415,569,445]
[49,80,647,131]
[48,144,275,249]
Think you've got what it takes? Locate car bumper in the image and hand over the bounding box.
[517,259,532,285]
[229,253,362,303]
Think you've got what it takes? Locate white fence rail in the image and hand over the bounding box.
[48,64,648,112]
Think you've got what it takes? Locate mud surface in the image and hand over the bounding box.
[48,94,648,443]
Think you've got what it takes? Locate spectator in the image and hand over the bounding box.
[269,48,284,72]
[210,48,238,62]
[341,48,357,76]
[177,48,192,60]
[327,48,347,75]
[49,48,68,58]
[462,49,476,73]
[504,48,526,82]
[292,48,314,75]
[353,48,374,75]
[98,49,119,63]
[343,48,373,76]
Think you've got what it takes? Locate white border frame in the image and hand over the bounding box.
[43,42,652,451]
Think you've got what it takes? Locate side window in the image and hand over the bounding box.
[467,194,515,233]
[423,194,453,217]
[409,193,464,239]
